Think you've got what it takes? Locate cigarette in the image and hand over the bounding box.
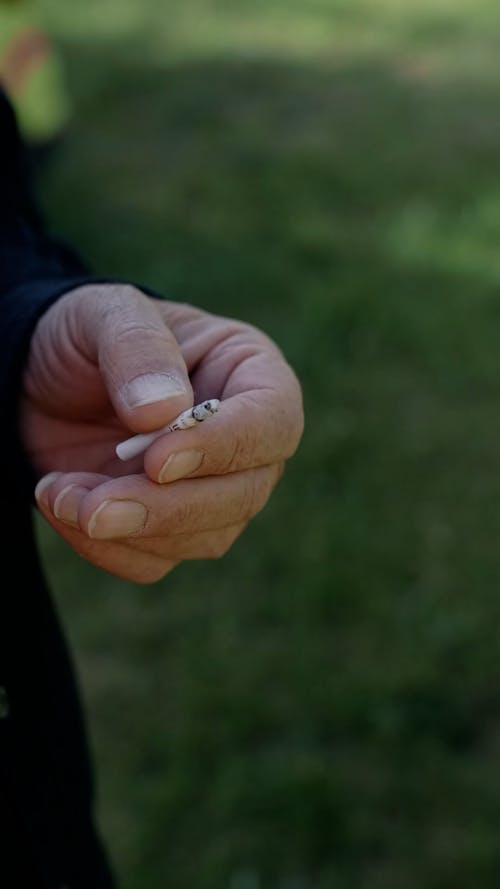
[116,398,220,462]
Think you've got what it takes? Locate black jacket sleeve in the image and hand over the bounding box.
[0,91,118,888]
[0,90,105,497]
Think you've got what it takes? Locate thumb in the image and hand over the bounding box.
[77,284,193,432]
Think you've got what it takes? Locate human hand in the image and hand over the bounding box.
[22,284,304,583]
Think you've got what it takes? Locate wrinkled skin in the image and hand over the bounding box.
[21,284,304,584]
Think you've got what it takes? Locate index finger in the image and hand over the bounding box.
[143,387,303,484]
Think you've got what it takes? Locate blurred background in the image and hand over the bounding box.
[4,0,500,886]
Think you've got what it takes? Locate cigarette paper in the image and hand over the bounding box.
[116,398,220,462]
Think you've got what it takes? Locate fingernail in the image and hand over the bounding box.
[35,472,63,507]
[88,500,147,539]
[54,485,89,527]
[122,373,186,409]
[159,449,204,484]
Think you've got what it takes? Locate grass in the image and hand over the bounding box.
[25,0,500,886]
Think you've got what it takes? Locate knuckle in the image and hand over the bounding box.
[278,399,305,459]
[256,477,274,514]
[275,461,286,484]
[172,497,203,532]
[287,404,305,456]
[233,319,274,348]
[239,473,269,521]
[207,536,234,560]
[91,284,144,319]
[133,560,176,584]
[225,427,257,473]
[256,466,281,512]
[280,381,304,448]
[106,283,146,306]
[95,287,162,338]
[200,527,243,560]
[201,542,225,560]
[112,321,165,346]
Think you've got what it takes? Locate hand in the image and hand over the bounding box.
[22,284,304,583]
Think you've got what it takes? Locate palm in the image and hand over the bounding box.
[21,403,129,477]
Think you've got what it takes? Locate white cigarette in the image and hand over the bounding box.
[116,398,220,462]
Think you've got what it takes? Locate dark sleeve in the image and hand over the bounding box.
[0,91,104,496]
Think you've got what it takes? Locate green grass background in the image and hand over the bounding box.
[28,0,500,886]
